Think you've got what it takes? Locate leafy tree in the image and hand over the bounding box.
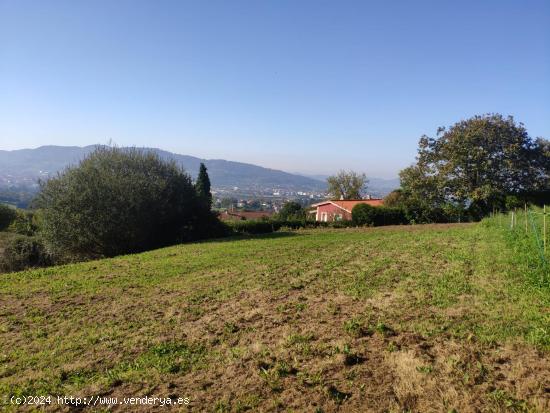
[35,147,208,260]
[0,204,17,231]
[277,201,305,220]
[352,204,407,226]
[400,114,549,215]
[195,163,212,209]
[327,170,368,200]
[383,190,405,208]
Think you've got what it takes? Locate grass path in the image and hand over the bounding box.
[0,223,548,412]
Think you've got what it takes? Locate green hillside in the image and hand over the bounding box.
[1,224,548,412]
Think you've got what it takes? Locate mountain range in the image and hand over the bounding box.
[0,145,326,190]
[0,145,399,195]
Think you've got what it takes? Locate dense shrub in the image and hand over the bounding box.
[188,210,233,239]
[351,204,377,226]
[352,204,408,226]
[227,218,351,234]
[0,204,17,231]
[384,189,476,223]
[227,220,278,234]
[272,218,306,229]
[34,147,211,260]
[0,235,51,272]
[380,207,409,225]
[328,220,355,228]
[276,202,306,220]
[8,210,39,236]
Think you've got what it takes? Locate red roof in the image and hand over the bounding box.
[311,199,383,212]
[219,210,273,221]
[236,211,273,220]
[332,199,383,211]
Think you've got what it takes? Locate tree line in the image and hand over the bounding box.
[0,113,548,272]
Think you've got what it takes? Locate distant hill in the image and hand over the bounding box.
[366,177,400,197]
[0,145,326,191]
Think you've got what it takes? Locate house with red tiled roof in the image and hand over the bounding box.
[218,210,273,221]
[309,199,383,222]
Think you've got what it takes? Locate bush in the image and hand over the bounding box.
[189,210,233,239]
[272,218,305,229]
[227,220,278,234]
[400,201,448,224]
[381,207,409,225]
[276,202,306,220]
[352,204,408,226]
[8,210,39,236]
[0,235,51,272]
[328,220,355,228]
[0,204,17,231]
[352,204,377,226]
[34,147,211,260]
[384,189,475,223]
[227,218,345,234]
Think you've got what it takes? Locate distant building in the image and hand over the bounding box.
[218,210,274,221]
[309,199,383,222]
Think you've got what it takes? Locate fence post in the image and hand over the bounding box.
[544,204,547,254]
[525,202,529,234]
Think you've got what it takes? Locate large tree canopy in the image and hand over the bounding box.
[327,170,368,200]
[400,114,549,215]
[36,147,207,259]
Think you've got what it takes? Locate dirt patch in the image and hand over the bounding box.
[93,289,549,412]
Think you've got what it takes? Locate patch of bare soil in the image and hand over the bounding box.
[98,288,549,412]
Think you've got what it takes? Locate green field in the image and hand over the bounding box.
[1,223,549,412]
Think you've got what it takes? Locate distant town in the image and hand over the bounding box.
[0,145,398,209]
[0,174,330,211]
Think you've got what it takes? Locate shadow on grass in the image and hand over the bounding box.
[0,232,302,275]
[195,231,300,245]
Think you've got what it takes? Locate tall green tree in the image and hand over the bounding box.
[326,170,368,200]
[195,163,212,209]
[400,114,549,215]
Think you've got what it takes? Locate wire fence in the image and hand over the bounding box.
[487,205,548,287]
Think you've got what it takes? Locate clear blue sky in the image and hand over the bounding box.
[1,0,549,178]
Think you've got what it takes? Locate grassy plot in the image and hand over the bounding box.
[0,224,549,412]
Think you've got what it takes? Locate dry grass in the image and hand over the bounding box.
[0,223,549,412]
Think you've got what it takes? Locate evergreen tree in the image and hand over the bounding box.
[195,163,212,209]
[35,147,204,259]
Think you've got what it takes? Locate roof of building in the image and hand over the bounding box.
[310,199,384,212]
[219,210,274,221]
